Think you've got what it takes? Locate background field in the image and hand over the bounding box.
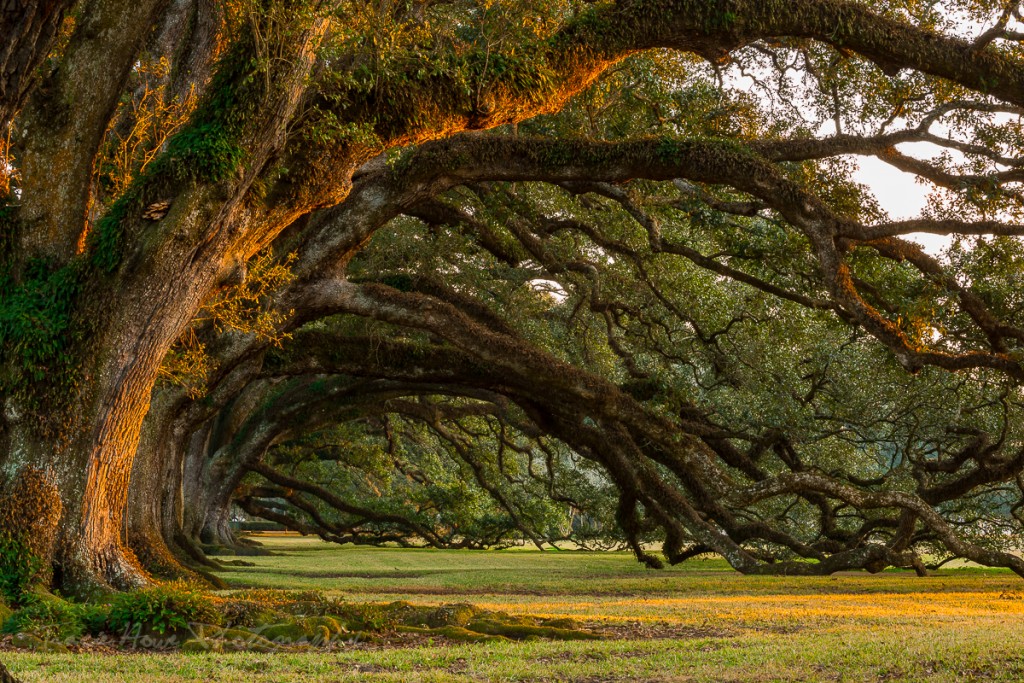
[5,535,1024,682]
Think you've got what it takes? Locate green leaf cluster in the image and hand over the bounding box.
[106,582,223,636]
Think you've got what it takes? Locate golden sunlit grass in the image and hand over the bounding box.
[470,589,1024,625]
[5,536,1024,681]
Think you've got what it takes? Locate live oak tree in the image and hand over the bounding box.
[4,0,1024,595]
[188,175,1023,575]
[141,10,1024,577]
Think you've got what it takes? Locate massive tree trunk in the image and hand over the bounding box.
[125,339,272,573]
[126,388,197,579]
[178,381,278,555]
[2,285,236,592]
[0,5,329,595]
[175,377,395,557]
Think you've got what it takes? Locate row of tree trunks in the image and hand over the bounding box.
[110,314,967,581]
[125,390,201,580]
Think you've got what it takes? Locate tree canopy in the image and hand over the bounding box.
[2,0,1024,596]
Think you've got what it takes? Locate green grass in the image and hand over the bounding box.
[5,535,1024,681]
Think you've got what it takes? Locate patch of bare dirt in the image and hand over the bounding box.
[289,570,443,580]
[588,621,738,640]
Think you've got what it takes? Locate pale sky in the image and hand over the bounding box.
[852,155,952,256]
[854,156,929,220]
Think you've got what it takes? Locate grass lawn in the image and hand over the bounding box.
[6,535,1024,681]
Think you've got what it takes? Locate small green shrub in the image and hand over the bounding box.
[79,603,113,636]
[0,536,43,605]
[280,590,342,617]
[2,594,85,641]
[107,582,222,635]
[229,589,345,617]
[0,595,13,626]
[332,601,412,631]
[220,598,284,628]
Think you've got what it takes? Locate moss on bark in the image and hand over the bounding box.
[0,469,61,604]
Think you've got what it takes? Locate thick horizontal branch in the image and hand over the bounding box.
[735,470,1024,576]
[851,219,1024,240]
